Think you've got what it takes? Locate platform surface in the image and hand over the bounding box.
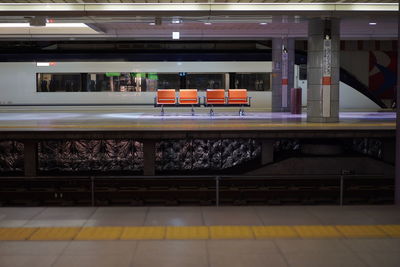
[0,107,395,132]
[0,206,399,267]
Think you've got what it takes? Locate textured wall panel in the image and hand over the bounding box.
[39,140,143,172]
[0,141,24,172]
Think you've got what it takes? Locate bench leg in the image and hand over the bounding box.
[210,108,214,116]
[191,106,195,116]
[161,106,164,116]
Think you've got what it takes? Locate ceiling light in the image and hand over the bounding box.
[259,22,268,25]
[369,22,377,25]
[172,18,181,24]
[172,31,180,40]
[204,22,212,25]
[0,23,87,28]
[149,22,155,26]
[36,62,56,67]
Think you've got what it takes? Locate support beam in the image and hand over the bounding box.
[261,140,274,165]
[23,141,38,177]
[143,140,156,176]
[307,18,340,123]
[272,37,295,112]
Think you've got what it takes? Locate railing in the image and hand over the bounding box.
[0,174,392,207]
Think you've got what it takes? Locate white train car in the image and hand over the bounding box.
[0,61,379,111]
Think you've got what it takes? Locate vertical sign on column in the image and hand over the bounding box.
[322,36,332,117]
[281,46,288,108]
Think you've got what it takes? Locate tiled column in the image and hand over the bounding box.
[272,38,295,112]
[307,18,340,122]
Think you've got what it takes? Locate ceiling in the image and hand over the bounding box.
[2,0,398,3]
[0,2,397,40]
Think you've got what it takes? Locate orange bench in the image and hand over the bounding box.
[154,89,201,115]
[154,89,176,115]
[227,89,251,116]
[178,89,200,115]
[205,89,251,116]
[205,89,226,116]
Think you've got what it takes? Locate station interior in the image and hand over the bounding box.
[0,1,399,267]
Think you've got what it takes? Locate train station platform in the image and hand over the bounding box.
[0,109,395,132]
[0,206,399,267]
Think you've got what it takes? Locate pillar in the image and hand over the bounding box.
[272,38,295,112]
[261,140,274,165]
[143,140,156,176]
[24,140,38,176]
[307,18,340,123]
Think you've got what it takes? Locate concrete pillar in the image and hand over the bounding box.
[261,140,274,165]
[143,140,156,176]
[24,141,38,176]
[272,38,295,112]
[395,4,400,205]
[307,18,340,123]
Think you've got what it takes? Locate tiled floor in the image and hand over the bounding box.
[0,206,399,267]
[1,206,400,228]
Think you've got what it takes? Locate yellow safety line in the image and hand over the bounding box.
[0,225,398,241]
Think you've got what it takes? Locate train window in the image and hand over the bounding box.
[37,72,271,92]
[233,73,271,91]
[186,73,225,90]
[37,73,82,92]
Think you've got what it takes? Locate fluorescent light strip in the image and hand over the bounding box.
[0,23,87,28]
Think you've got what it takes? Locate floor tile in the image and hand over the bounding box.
[84,207,147,227]
[133,240,208,267]
[306,206,375,225]
[0,208,45,227]
[275,239,349,254]
[342,238,400,252]
[255,206,322,225]
[144,207,203,226]
[361,205,400,224]
[202,207,262,225]
[356,252,400,267]
[53,254,132,267]
[62,241,137,256]
[208,240,285,267]
[0,255,58,267]
[208,240,278,254]
[24,207,95,227]
[209,251,287,267]
[284,252,367,267]
[0,241,68,256]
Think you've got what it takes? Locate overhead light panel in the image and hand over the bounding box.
[369,22,377,25]
[259,22,268,25]
[204,22,212,25]
[172,17,181,24]
[149,22,155,26]
[0,23,87,28]
[172,31,180,40]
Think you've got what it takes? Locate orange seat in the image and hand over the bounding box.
[206,89,226,105]
[178,89,198,105]
[157,89,176,105]
[228,89,248,105]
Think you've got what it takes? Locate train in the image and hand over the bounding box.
[0,61,380,110]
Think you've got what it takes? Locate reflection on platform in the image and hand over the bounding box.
[0,110,395,131]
